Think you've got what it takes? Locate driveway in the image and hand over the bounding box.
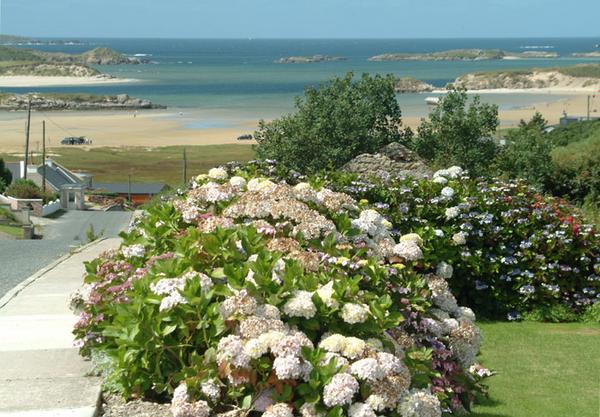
[0,211,132,298]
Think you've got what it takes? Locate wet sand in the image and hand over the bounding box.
[0,94,597,153]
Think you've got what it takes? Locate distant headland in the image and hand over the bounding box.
[275,55,347,64]
[369,49,559,61]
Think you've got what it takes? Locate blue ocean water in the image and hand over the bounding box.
[4,38,600,121]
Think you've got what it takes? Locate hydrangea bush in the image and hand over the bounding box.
[72,165,488,417]
[288,164,599,321]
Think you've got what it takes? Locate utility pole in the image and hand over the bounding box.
[182,148,187,185]
[42,121,46,194]
[24,98,32,179]
[128,174,132,203]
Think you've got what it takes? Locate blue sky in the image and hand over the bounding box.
[1,0,599,38]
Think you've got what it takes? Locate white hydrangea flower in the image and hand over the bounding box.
[452,232,467,246]
[350,358,385,382]
[376,352,404,375]
[397,389,442,417]
[172,382,189,404]
[300,403,322,417]
[400,233,423,247]
[217,335,250,368]
[256,304,281,320]
[122,244,145,258]
[341,303,370,324]
[341,337,366,359]
[316,281,339,308]
[258,330,287,351]
[436,262,453,279]
[208,167,228,180]
[445,207,460,221]
[323,373,360,407]
[319,334,347,353]
[273,355,304,380]
[457,306,476,322]
[263,403,294,417]
[244,338,270,359]
[247,178,265,192]
[229,176,247,189]
[200,380,220,402]
[393,241,423,261]
[446,166,464,178]
[293,182,318,202]
[348,402,377,417]
[159,292,188,311]
[283,290,317,319]
[441,187,455,199]
[366,394,387,412]
[432,176,448,185]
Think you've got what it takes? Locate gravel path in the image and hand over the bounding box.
[0,211,132,297]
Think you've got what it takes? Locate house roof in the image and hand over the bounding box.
[37,162,84,190]
[92,182,167,195]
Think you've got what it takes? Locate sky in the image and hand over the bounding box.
[1,0,599,39]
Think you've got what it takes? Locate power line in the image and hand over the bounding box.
[37,110,78,137]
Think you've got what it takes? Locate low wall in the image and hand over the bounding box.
[0,195,43,217]
[42,200,61,217]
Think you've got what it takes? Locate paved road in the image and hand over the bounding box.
[0,211,132,297]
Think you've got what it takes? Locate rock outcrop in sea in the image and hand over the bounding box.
[0,93,166,111]
[394,77,435,93]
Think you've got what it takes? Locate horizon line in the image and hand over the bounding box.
[2,34,600,41]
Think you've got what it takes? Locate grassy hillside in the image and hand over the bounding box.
[0,45,140,77]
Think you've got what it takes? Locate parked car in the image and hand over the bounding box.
[61,136,91,145]
[237,134,253,141]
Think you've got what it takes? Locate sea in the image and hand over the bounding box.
[3,38,600,127]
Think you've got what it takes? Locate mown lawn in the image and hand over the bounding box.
[0,224,22,238]
[1,144,255,186]
[472,322,600,417]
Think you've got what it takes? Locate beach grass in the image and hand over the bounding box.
[1,145,255,186]
[471,322,600,417]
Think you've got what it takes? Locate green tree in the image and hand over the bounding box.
[254,72,405,173]
[0,158,12,192]
[413,89,499,176]
[495,113,554,189]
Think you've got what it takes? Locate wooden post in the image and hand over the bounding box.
[183,148,187,185]
[587,95,591,121]
[24,98,32,179]
[42,121,46,194]
[128,174,132,203]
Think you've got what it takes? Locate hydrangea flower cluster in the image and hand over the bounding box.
[73,164,489,417]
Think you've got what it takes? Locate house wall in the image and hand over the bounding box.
[0,195,43,216]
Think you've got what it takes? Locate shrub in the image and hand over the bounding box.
[254,73,407,173]
[245,162,600,321]
[5,178,58,203]
[5,179,42,199]
[495,113,554,189]
[0,177,6,194]
[412,89,499,177]
[72,166,488,415]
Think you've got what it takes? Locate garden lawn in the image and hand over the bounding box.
[472,322,600,417]
[0,224,22,238]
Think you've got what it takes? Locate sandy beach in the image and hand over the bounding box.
[0,76,136,87]
[0,93,597,153]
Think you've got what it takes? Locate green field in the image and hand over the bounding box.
[472,322,600,417]
[2,145,256,186]
[0,224,22,238]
